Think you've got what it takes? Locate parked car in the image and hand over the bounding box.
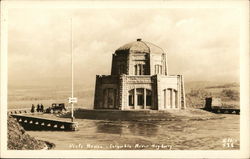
[45,103,67,114]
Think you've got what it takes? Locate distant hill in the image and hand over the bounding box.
[185,81,239,93]
[185,81,239,108]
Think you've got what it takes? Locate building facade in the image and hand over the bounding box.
[94,39,186,110]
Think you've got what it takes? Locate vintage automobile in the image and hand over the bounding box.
[45,103,67,113]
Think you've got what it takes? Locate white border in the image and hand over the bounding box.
[1,0,249,158]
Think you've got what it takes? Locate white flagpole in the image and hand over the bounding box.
[71,18,74,122]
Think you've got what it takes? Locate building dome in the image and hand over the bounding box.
[116,39,164,54]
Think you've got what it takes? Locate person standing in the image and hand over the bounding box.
[31,104,35,113]
[41,104,44,112]
[36,104,40,112]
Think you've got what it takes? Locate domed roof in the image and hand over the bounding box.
[116,39,164,54]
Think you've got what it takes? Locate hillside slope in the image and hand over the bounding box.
[8,116,46,150]
[185,81,239,108]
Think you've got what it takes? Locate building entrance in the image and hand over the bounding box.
[128,88,152,109]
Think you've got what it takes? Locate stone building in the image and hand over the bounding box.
[94,39,186,110]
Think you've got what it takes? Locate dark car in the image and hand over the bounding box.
[45,103,67,113]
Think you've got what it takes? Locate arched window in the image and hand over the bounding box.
[163,89,166,108]
[134,65,138,75]
[146,89,152,106]
[155,64,162,74]
[174,89,178,108]
[143,65,146,75]
[168,88,173,108]
[163,88,178,109]
[136,88,144,106]
[134,64,146,75]
[139,64,142,75]
[128,89,134,106]
[128,88,152,108]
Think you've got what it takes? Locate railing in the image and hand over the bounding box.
[11,114,78,131]
[8,108,32,115]
[203,108,240,115]
[8,106,83,115]
[210,108,240,114]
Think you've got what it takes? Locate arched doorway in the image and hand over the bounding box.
[128,88,152,109]
[163,88,178,109]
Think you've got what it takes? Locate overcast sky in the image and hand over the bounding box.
[8,6,240,89]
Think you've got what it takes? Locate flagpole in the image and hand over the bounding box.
[71,18,74,122]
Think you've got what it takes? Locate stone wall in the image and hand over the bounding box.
[157,75,179,110]
[94,74,186,110]
[94,75,119,109]
[111,51,167,76]
[149,53,167,75]
[121,75,153,110]
[111,52,128,75]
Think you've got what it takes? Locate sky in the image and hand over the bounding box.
[8,6,241,90]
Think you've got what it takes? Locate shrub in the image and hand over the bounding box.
[188,89,212,98]
[221,89,239,100]
[186,89,212,108]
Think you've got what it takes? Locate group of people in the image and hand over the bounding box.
[31,104,44,113]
